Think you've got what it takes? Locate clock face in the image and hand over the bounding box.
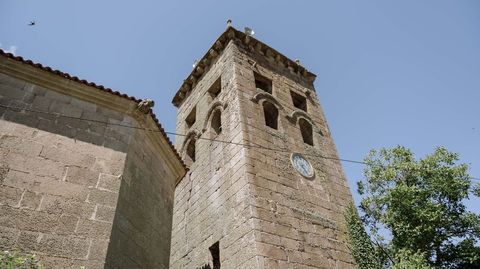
[290,153,315,179]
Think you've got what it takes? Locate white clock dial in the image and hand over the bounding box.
[290,153,315,179]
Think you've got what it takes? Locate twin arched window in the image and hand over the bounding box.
[262,101,314,146]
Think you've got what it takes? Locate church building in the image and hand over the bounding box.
[0,24,354,268]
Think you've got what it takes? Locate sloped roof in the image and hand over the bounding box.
[0,49,187,171]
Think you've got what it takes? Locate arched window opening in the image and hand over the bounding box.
[211,110,222,135]
[186,138,196,162]
[263,102,278,130]
[299,118,313,146]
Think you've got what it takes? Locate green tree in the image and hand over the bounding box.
[349,146,480,268]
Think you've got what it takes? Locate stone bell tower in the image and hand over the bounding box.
[169,25,355,269]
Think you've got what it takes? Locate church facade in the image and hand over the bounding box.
[0,26,354,268]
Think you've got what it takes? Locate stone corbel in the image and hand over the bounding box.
[209,49,218,58]
[227,29,235,39]
[214,40,224,50]
[255,43,263,54]
[265,49,275,62]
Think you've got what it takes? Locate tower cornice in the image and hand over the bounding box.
[172,26,317,107]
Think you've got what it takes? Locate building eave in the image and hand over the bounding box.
[0,49,188,179]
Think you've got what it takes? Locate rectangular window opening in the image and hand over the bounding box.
[254,72,272,94]
[185,106,196,128]
[208,77,222,99]
[209,241,220,269]
[290,91,307,112]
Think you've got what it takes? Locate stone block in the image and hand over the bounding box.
[97,107,124,121]
[88,239,109,261]
[103,137,128,152]
[20,190,42,210]
[0,205,18,229]
[81,110,108,124]
[5,152,66,180]
[62,236,90,259]
[88,188,119,207]
[75,129,105,146]
[85,260,106,269]
[36,233,65,256]
[24,84,47,96]
[71,98,97,112]
[35,254,85,269]
[93,205,115,223]
[0,84,25,100]
[56,115,89,130]
[3,110,40,127]
[44,90,71,103]
[32,95,51,112]
[49,100,83,118]
[54,214,79,235]
[0,226,19,249]
[20,210,62,233]
[0,185,23,206]
[16,230,40,251]
[40,145,95,168]
[96,173,121,192]
[39,194,85,216]
[92,155,126,176]
[65,166,99,187]
[4,170,88,201]
[75,219,113,239]
[0,134,43,156]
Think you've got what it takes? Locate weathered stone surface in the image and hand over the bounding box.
[170,36,354,268]
[0,69,184,268]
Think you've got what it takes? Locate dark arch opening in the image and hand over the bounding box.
[263,102,278,130]
[211,110,222,135]
[186,138,196,162]
[299,118,313,146]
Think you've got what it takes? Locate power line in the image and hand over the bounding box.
[1,103,479,182]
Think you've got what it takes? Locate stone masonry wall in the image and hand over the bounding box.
[0,71,179,269]
[171,38,355,269]
[105,129,179,269]
[233,40,355,268]
[170,42,259,268]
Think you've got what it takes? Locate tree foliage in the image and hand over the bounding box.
[345,204,383,269]
[346,146,480,268]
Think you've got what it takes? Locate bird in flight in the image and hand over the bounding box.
[28,21,35,26]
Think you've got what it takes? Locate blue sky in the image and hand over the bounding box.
[1,0,479,209]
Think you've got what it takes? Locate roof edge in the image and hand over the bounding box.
[0,49,188,173]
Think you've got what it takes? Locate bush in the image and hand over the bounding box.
[0,251,44,269]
